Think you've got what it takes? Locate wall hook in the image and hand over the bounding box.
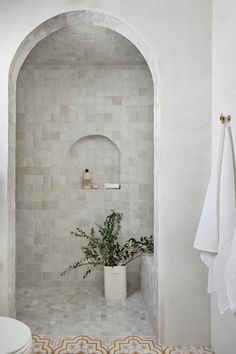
[220,114,231,124]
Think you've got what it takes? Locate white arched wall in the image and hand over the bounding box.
[0,0,211,346]
[9,7,159,331]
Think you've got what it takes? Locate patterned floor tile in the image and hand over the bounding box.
[31,335,215,354]
[32,335,54,353]
[32,335,108,353]
[53,336,108,354]
[165,347,215,354]
[109,336,163,353]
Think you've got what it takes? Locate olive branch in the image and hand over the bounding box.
[60,210,154,279]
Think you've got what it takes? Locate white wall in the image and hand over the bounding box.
[211,1,236,353]
[0,0,211,345]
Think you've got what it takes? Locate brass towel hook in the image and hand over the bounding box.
[220,114,232,123]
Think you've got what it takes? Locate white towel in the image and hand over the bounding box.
[225,227,236,313]
[194,122,236,314]
[194,123,226,254]
[225,126,236,314]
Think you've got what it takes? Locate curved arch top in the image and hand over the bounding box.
[68,134,120,155]
[9,9,159,90]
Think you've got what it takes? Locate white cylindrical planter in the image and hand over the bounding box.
[104,265,127,300]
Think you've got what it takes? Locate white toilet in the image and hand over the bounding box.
[0,317,32,354]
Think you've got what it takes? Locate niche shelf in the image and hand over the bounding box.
[67,134,121,190]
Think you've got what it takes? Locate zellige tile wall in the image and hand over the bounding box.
[16,62,153,288]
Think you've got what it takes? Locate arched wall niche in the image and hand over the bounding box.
[68,135,121,189]
[8,10,159,331]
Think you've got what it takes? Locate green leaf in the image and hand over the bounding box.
[60,210,154,277]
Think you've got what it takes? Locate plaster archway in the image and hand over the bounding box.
[8,10,160,324]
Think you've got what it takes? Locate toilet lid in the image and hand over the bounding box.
[0,316,31,354]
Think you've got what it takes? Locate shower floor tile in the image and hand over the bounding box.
[16,286,154,336]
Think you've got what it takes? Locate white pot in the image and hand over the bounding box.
[104,265,127,300]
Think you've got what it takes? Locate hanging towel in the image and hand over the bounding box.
[194,123,226,253]
[194,121,236,314]
[225,227,236,313]
[225,125,236,314]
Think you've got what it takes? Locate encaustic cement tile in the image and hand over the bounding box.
[32,335,108,353]
[109,336,162,353]
[31,335,215,354]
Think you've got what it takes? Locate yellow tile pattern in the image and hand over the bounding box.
[32,335,215,354]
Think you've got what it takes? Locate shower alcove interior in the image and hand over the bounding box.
[15,14,155,335]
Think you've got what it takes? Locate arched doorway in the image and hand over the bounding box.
[9,10,159,335]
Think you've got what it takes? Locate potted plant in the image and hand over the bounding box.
[60,210,154,300]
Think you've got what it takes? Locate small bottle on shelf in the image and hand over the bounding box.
[83,169,92,189]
